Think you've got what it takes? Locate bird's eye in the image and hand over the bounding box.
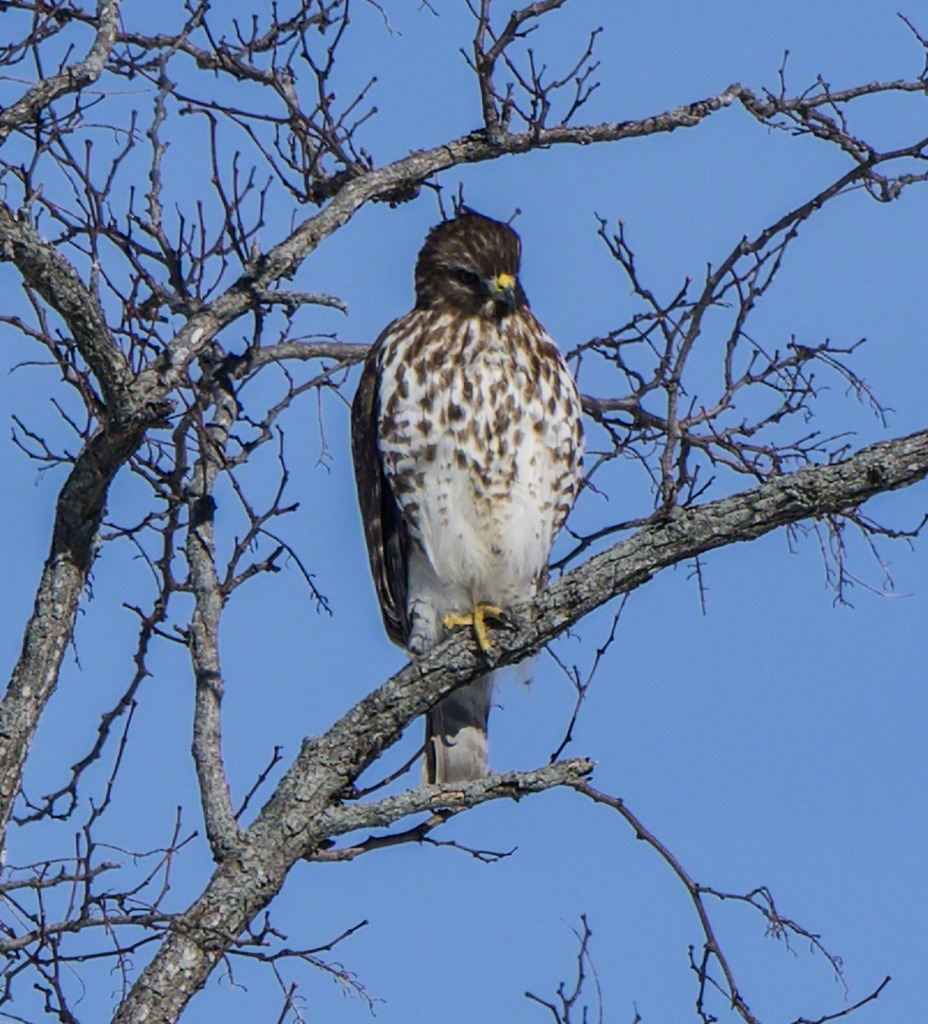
[452,266,481,289]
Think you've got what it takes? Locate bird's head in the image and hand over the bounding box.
[414,209,528,319]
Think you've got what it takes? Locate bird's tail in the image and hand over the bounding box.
[424,674,494,784]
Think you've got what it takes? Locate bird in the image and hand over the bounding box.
[351,209,584,783]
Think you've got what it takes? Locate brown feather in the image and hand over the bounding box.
[414,210,527,315]
[351,210,583,784]
[350,321,411,647]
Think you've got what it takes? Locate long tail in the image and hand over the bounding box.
[424,674,494,784]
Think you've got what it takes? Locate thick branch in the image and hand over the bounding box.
[0,71,744,907]
[311,760,592,862]
[112,428,928,1024]
[317,759,594,841]
[187,377,242,860]
[0,203,133,417]
[234,340,369,374]
[145,84,744,390]
[0,0,122,145]
[0,426,146,847]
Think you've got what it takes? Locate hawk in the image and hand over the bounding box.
[351,210,584,783]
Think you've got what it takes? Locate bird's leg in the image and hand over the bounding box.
[443,603,505,652]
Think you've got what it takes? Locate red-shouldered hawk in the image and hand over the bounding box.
[351,210,584,783]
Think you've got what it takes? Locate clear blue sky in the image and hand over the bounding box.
[0,2,925,1022]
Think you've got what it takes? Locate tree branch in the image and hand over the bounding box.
[187,367,243,860]
[0,62,741,883]
[111,428,928,1024]
[0,426,149,847]
[315,759,595,843]
[144,84,745,392]
[574,782,756,1022]
[0,0,122,146]
[0,202,132,418]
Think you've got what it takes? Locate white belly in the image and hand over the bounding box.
[377,312,582,640]
[414,432,556,607]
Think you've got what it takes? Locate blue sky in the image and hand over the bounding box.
[0,2,925,1022]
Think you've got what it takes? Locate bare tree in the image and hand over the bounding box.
[0,2,925,1022]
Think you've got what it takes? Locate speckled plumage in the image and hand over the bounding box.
[351,211,583,782]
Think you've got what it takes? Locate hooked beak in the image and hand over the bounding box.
[487,272,517,313]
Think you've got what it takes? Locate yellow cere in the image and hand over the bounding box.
[495,273,516,290]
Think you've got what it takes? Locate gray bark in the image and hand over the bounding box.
[0,72,755,854]
[111,428,928,1024]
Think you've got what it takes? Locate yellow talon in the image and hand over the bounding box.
[443,603,504,652]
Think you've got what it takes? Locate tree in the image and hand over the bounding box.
[0,2,925,1022]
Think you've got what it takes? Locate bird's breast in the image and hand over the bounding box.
[377,312,583,604]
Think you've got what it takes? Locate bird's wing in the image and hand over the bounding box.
[350,327,411,648]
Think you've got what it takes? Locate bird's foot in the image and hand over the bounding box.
[443,603,506,653]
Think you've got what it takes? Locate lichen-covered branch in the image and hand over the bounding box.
[0,3,925,1019]
[0,0,122,146]
[0,427,145,846]
[186,368,243,861]
[0,202,133,416]
[111,429,927,1024]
